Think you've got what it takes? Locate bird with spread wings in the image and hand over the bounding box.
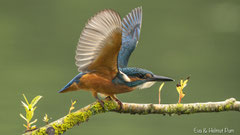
[59,7,173,109]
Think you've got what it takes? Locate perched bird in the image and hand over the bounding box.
[59,7,173,108]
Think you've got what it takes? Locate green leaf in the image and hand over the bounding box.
[29,119,38,125]
[21,101,29,111]
[26,110,34,122]
[23,124,28,128]
[158,82,165,92]
[33,107,37,111]
[30,95,42,107]
[31,125,37,130]
[23,94,30,106]
[20,113,28,122]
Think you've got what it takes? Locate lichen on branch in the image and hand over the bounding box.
[24,99,117,135]
[24,98,240,135]
[117,98,240,115]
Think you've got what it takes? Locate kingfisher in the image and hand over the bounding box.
[59,7,174,109]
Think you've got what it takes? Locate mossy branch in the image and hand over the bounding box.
[24,98,240,135]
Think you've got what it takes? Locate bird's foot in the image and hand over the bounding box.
[104,96,123,110]
[105,96,112,101]
[114,98,123,110]
[97,99,105,109]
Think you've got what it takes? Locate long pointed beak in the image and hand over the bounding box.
[147,75,174,82]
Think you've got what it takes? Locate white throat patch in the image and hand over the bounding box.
[137,81,156,89]
[119,71,131,82]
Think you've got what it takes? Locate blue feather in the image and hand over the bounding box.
[120,67,153,77]
[112,71,147,87]
[58,72,86,93]
[112,67,153,87]
[118,7,142,68]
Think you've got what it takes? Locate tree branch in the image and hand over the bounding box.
[24,98,240,135]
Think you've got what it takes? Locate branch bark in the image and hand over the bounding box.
[24,98,240,135]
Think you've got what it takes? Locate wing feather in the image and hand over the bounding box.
[118,7,142,68]
[75,9,122,74]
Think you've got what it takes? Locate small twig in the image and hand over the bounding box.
[158,82,164,104]
[158,91,161,104]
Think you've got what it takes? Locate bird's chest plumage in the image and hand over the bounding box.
[79,73,134,95]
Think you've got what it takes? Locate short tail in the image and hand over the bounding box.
[58,72,86,93]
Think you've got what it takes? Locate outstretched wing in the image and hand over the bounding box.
[75,9,122,76]
[118,7,142,68]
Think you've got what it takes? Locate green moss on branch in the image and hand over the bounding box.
[25,100,117,135]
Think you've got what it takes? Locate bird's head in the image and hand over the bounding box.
[119,68,174,89]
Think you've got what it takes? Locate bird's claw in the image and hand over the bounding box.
[97,99,105,109]
[103,96,123,110]
[105,96,112,101]
[115,99,123,110]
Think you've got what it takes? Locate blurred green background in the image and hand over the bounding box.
[1,0,240,134]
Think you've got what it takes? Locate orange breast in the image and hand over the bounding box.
[79,73,134,95]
